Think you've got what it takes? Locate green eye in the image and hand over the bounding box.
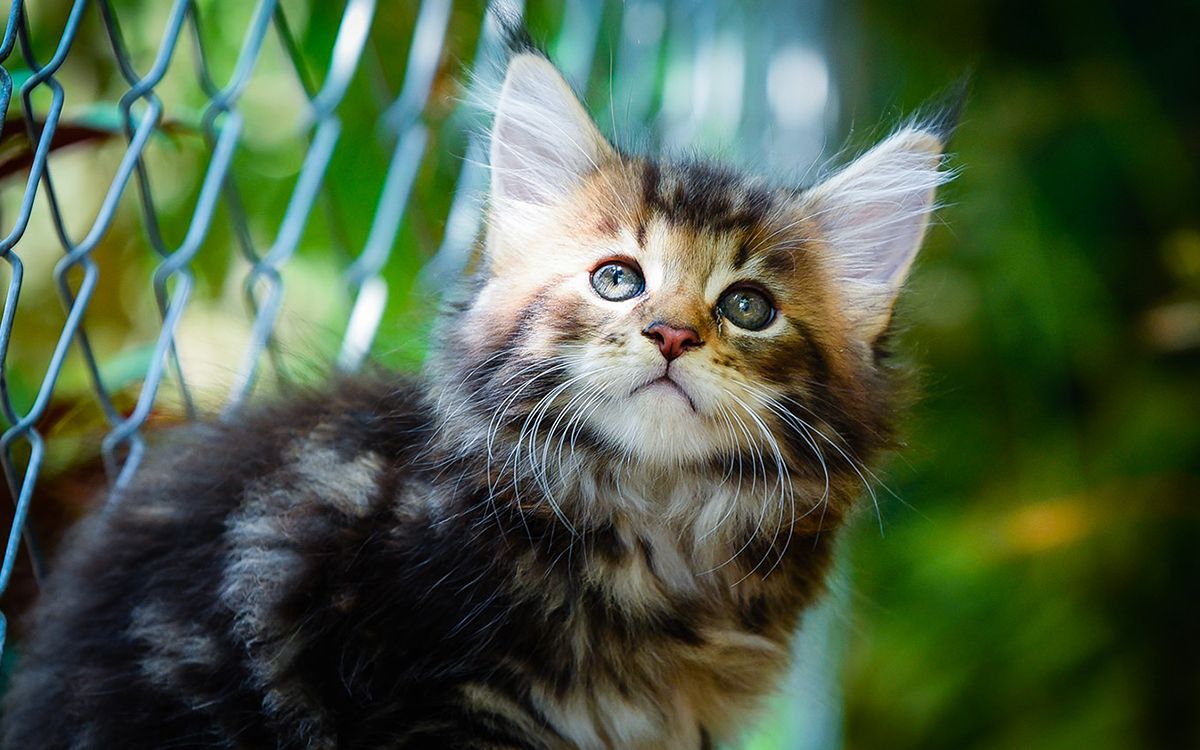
[717,286,775,330]
[590,261,645,301]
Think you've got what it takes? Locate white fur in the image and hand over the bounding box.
[803,126,954,339]
[127,602,220,702]
[285,431,383,517]
[489,54,614,207]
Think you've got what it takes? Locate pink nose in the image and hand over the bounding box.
[642,323,702,361]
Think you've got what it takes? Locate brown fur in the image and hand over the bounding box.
[2,48,954,749]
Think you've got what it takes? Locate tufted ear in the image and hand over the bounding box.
[489,53,615,207]
[803,126,953,340]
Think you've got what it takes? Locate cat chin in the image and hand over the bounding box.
[586,391,726,465]
[631,377,697,411]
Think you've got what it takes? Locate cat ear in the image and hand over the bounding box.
[803,126,953,340]
[489,53,615,206]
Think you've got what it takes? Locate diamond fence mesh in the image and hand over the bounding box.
[0,0,836,744]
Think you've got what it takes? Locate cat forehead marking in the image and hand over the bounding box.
[639,159,777,234]
[579,158,816,282]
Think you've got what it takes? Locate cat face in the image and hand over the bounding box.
[435,53,951,474]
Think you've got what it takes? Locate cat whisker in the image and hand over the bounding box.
[702,393,774,577]
[741,387,831,509]
[511,365,621,534]
[697,402,746,545]
[721,390,796,585]
[481,361,573,538]
[776,393,889,533]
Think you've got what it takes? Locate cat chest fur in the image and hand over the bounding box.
[214,430,828,748]
[490,510,814,749]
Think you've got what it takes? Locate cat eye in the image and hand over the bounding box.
[590,260,645,301]
[717,286,775,330]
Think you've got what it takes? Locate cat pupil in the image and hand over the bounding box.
[590,261,644,301]
[717,287,773,330]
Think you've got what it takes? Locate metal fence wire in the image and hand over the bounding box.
[0,2,837,741]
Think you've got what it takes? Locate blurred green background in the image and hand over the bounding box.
[838,2,1199,749]
[1,1,1197,749]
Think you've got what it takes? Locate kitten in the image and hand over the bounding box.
[1,41,955,750]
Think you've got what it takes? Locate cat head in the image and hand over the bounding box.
[431,50,954,484]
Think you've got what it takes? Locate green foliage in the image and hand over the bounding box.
[835,1,1200,748]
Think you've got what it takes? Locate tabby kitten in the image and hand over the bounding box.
[2,42,955,750]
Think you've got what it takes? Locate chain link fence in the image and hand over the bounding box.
[0,0,836,744]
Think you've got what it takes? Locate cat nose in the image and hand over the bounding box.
[642,322,703,361]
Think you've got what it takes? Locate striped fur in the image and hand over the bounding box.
[1,48,955,750]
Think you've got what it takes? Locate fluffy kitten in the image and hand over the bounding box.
[1,42,955,750]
